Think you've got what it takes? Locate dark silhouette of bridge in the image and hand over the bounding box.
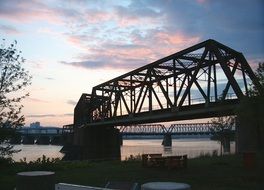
[13,127,63,145]
[65,39,263,160]
[74,39,262,128]
[117,123,226,136]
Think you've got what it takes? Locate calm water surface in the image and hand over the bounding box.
[12,138,235,161]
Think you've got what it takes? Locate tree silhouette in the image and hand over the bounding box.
[211,116,236,155]
[0,39,31,160]
[236,62,264,151]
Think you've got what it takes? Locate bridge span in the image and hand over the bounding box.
[65,39,263,160]
[117,123,230,136]
[12,127,63,145]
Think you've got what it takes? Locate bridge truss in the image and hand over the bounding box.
[116,123,234,136]
[117,124,167,135]
[74,39,263,127]
[168,123,219,135]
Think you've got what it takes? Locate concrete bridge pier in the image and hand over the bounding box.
[10,136,22,144]
[236,118,259,153]
[63,126,121,160]
[119,134,123,146]
[50,136,63,145]
[222,137,231,153]
[36,136,50,145]
[22,136,35,144]
[162,133,172,147]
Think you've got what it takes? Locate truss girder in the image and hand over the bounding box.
[115,123,234,135]
[81,39,263,125]
[168,123,215,133]
[117,124,167,134]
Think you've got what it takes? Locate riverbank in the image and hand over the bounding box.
[1,153,263,190]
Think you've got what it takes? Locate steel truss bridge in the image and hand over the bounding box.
[74,39,263,128]
[117,123,233,136]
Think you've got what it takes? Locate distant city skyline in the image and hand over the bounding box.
[1,0,263,127]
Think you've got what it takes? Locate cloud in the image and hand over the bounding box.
[67,100,77,105]
[44,77,55,80]
[61,29,200,70]
[61,60,108,69]
[63,113,74,116]
[27,98,49,103]
[27,114,56,118]
[27,113,73,118]
[0,0,113,26]
[114,2,163,27]
[2,0,263,71]
[0,0,61,23]
[145,0,264,57]
[0,24,20,34]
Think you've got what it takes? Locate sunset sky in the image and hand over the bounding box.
[1,0,263,127]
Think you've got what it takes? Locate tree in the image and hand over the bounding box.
[253,62,264,93]
[0,40,31,161]
[211,116,236,155]
[236,62,264,151]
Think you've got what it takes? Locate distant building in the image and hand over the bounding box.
[30,122,41,128]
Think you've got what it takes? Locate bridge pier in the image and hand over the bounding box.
[22,136,35,144]
[63,126,120,160]
[119,134,123,146]
[10,136,22,144]
[236,118,259,153]
[36,136,50,145]
[222,137,231,153]
[162,133,172,147]
[50,136,63,145]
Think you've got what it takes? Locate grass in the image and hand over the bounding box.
[0,153,263,190]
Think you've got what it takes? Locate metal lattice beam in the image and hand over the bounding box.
[74,39,263,127]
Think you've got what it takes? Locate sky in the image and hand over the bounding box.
[0,0,263,127]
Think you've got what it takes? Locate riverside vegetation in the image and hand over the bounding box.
[0,153,263,190]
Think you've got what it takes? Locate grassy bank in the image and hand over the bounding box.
[0,153,263,190]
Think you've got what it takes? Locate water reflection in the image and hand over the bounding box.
[163,147,172,155]
[12,138,235,162]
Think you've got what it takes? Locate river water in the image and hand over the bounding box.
[12,138,235,162]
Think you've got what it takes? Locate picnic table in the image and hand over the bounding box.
[142,154,187,169]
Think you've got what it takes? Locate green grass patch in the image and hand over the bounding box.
[0,153,263,190]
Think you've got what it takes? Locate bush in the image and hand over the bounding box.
[124,154,142,162]
[14,155,91,171]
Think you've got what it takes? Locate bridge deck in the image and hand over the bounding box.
[86,100,238,127]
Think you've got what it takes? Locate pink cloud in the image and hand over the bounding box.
[130,30,201,58]
[248,58,263,71]
[27,98,50,103]
[84,9,113,24]
[0,24,21,34]
[0,1,62,24]
[66,35,87,47]
[62,30,201,71]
